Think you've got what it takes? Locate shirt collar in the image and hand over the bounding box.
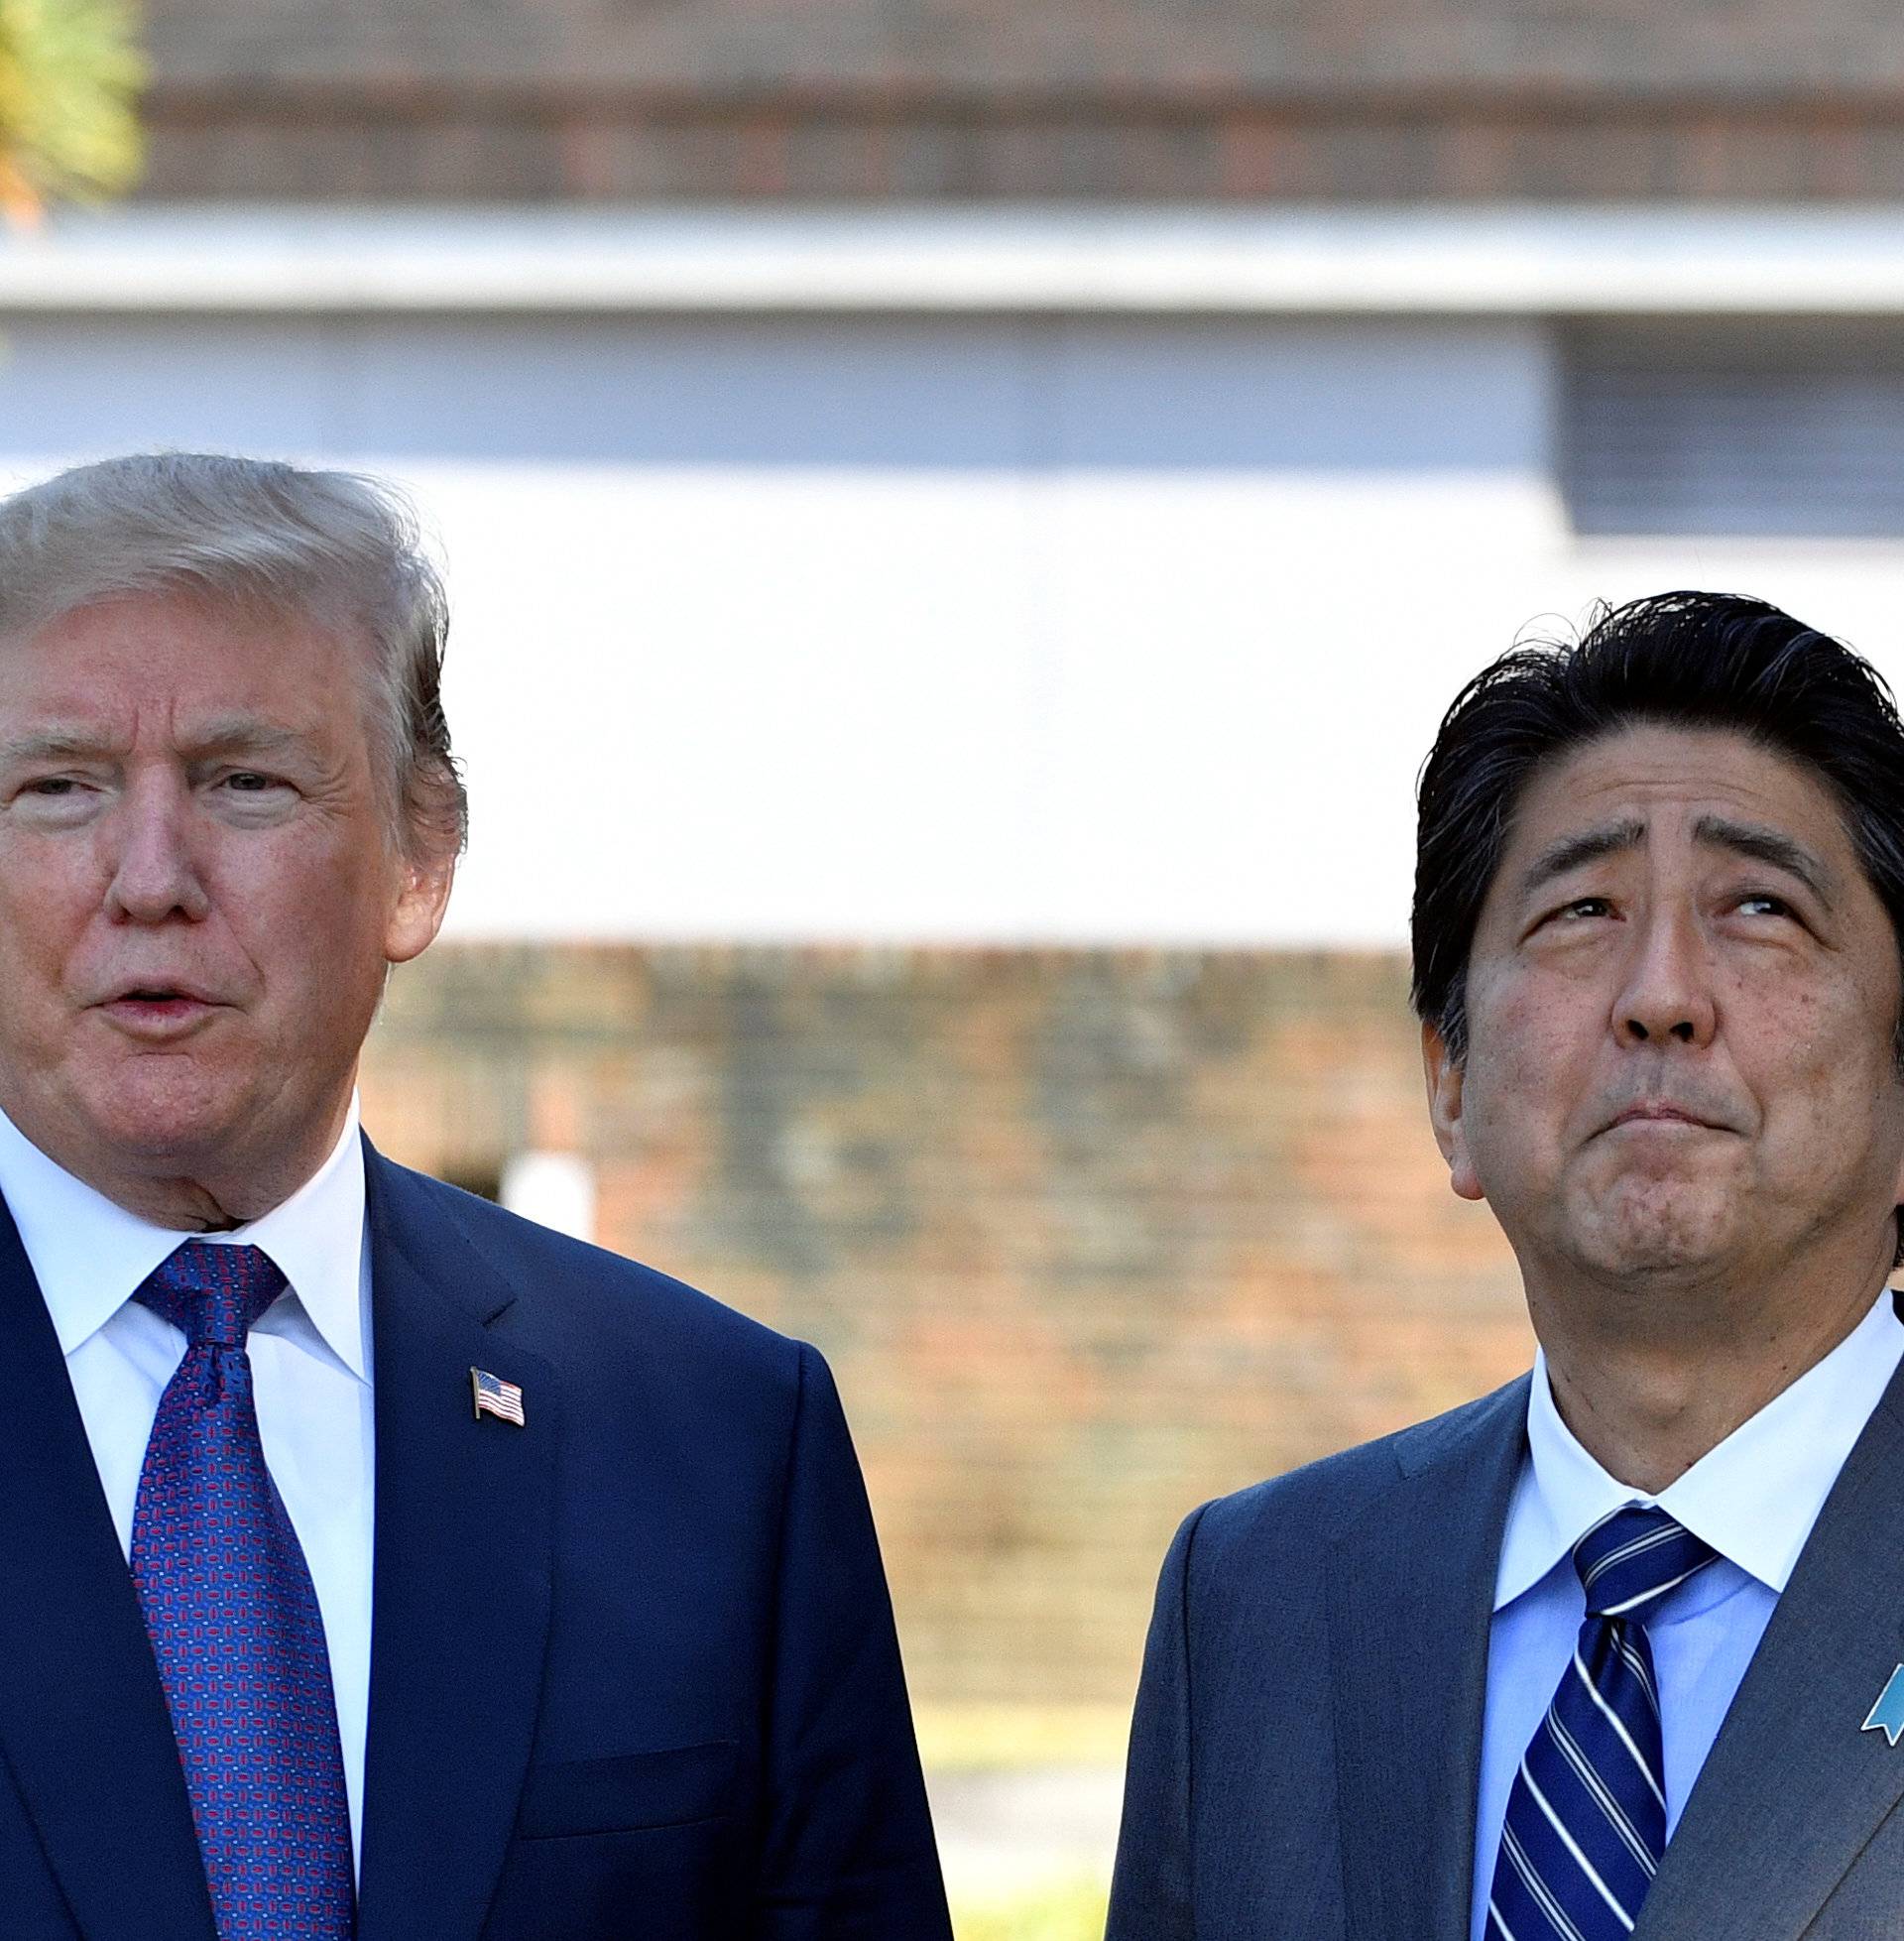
[1495,1287,1904,1610]
[0,1097,369,1383]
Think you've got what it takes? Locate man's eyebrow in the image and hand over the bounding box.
[1694,814,1839,906]
[0,718,311,766]
[0,727,120,765]
[1517,818,1646,900]
[176,716,311,760]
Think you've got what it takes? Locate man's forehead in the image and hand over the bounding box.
[1465,723,1879,942]
[2,584,369,672]
[1503,725,1856,864]
[0,592,366,735]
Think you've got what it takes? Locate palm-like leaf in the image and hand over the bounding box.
[0,0,144,222]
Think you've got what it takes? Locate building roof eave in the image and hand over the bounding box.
[15,201,1904,316]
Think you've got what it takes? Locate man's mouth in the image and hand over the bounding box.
[1605,1102,1726,1133]
[104,977,219,1005]
[96,986,224,1032]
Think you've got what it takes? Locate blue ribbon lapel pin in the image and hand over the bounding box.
[1861,1664,1904,1747]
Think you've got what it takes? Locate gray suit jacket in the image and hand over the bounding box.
[1107,1347,1904,1940]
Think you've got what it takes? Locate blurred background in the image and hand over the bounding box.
[10,0,1904,1930]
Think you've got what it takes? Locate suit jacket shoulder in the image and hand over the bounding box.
[1108,1376,1530,1941]
[360,1146,952,1941]
[371,1150,805,1392]
[1187,1374,1530,1592]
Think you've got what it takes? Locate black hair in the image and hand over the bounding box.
[1411,590,1904,1063]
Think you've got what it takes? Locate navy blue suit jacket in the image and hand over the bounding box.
[0,1139,951,1940]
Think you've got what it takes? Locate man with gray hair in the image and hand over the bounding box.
[0,452,950,1941]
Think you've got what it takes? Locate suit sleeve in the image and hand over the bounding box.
[755,1342,953,1940]
[1105,1502,1207,1940]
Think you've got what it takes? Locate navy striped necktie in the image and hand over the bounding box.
[1486,1504,1718,1941]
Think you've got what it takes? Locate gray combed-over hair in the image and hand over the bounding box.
[0,451,467,860]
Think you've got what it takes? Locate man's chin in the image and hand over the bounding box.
[49,1066,251,1172]
[1573,1187,1742,1283]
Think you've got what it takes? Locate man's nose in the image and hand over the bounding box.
[105,785,211,924]
[1612,906,1717,1048]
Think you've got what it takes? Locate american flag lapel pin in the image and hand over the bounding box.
[470,1367,526,1427]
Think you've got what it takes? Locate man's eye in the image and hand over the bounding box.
[1559,897,1612,920]
[25,778,76,795]
[221,772,279,793]
[1737,893,1793,918]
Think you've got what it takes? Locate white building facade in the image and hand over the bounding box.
[7,202,1903,950]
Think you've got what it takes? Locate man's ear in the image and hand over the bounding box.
[384,846,455,967]
[1422,1019,1486,1203]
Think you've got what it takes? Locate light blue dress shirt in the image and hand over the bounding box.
[1470,1290,1904,1941]
[0,1100,375,1872]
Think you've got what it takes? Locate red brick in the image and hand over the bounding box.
[363,943,1531,1702]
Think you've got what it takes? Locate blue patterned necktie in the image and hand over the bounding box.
[130,1241,355,1940]
[1487,1504,1718,1941]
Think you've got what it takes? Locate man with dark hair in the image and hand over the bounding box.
[1108,590,1904,1941]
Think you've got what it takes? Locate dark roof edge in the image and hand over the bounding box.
[139,77,1904,119]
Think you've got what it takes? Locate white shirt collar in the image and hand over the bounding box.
[0,1097,369,1383]
[1495,1287,1904,1611]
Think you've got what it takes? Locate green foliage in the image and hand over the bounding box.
[953,1878,1109,1941]
[0,0,144,218]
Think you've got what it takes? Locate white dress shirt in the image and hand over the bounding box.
[0,1101,375,1871]
[1469,1288,1904,1940]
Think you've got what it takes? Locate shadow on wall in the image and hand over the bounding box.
[0,313,1542,471]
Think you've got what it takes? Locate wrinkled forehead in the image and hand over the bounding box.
[1490,722,1866,893]
[0,582,382,714]
[0,587,390,787]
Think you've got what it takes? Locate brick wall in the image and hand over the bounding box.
[135,0,1904,200]
[134,91,1904,201]
[362,942,1531,1703]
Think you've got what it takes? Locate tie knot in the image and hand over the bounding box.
[135,1241,287,1347]
[1573,1504,1717,1622]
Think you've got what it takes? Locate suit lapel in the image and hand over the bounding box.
[1634,1364,1904,1941]
[356,1147,559,1941]
[0,1193,215,1940]
[1330,1378,1528,1941]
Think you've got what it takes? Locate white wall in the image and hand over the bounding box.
[6,249,1903,948]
